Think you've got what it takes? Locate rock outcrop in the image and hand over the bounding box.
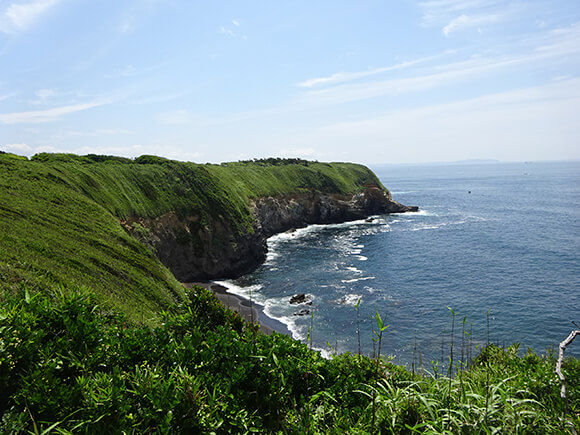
[123,185,417,281]
[252,186,417,237]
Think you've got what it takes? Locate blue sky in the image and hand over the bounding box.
[0,0,579,164]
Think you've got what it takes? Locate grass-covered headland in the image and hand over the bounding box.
[0,152,578,433]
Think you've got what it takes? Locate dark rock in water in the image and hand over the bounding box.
[365,217,374,223]
[294,309,311,316]
[290,293,309,304]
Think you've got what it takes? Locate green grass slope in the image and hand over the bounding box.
[0,153,186,321]
[0,153,386,320]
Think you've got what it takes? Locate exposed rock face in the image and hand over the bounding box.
[122,185,417,281]
[121,212,266,282]
[252,186,416,237]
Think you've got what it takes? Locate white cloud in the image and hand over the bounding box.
[312,78,580,163]
[298,56,442,88]
[419,0,506,27]
[3,143,31,152]
[0,101,107,124]
[298,23,580,106]
[232,19,240,27]
[30,88,56,105]
[0,92,18,102]
[0,0,61,34]
[219,26,235,37]
[442,13,499,36]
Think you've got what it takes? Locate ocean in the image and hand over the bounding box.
[219,161,580,367]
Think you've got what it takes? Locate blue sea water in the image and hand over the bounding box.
[222,161,580,366]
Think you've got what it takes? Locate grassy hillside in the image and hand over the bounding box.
[1,152,578,433]
[0,153,386,320]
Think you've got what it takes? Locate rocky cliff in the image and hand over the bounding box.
[123,184,417,281]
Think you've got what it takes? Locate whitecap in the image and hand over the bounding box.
[341,276,375,283]
[333,293,363,306]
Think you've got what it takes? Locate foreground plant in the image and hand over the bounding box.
[1,286,578,433]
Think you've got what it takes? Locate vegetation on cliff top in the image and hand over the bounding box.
[0,152,385,320]
[1,152,578,433]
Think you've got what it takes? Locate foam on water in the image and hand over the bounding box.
[341,276,374,283]
[333,293,363,306]
[225,162,580,364]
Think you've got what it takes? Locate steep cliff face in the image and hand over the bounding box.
[124,185,417,281]
[252,185,416,237]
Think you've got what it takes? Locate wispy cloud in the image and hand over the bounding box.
[0,91,18,102]
[311,77,580,162]
[219,26,235,37]
[219,19,247,39]
[419,0,513,36]
[2,143,31,153]
[0,100,107,124]
[442,13,499,36]
[30,88,56,105]
[298,55,443,88]
[0,0,61,34]
[298,22,580,105]
[419,0,505,25]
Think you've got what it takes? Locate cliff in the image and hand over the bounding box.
[0,153,416,318]
[116,159,417,281]
[122,185,416,281]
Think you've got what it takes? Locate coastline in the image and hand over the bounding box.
[183,281,292,336]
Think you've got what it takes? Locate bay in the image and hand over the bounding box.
[223,161,580,367]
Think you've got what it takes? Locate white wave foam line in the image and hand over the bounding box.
[212,280,267,304]
[410,224,442,231]
[312,345,333,360]
[407,218,476,232]
[399,209,432,217]
[341,276,375,283]
[346,266,363,274]
[357,255,368,261]
[266,313,307,342]
[265,250,279,263]
[335,293,363,306]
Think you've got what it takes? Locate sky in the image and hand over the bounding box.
[0,0,579,165]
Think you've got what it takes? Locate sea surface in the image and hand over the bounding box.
[220,161,580,367]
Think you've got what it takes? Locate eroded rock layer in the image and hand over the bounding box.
[123,185,417,281]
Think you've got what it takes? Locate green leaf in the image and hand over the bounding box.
[375,310,388,332]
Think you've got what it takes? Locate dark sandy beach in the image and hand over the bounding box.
[183,282,291,336]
